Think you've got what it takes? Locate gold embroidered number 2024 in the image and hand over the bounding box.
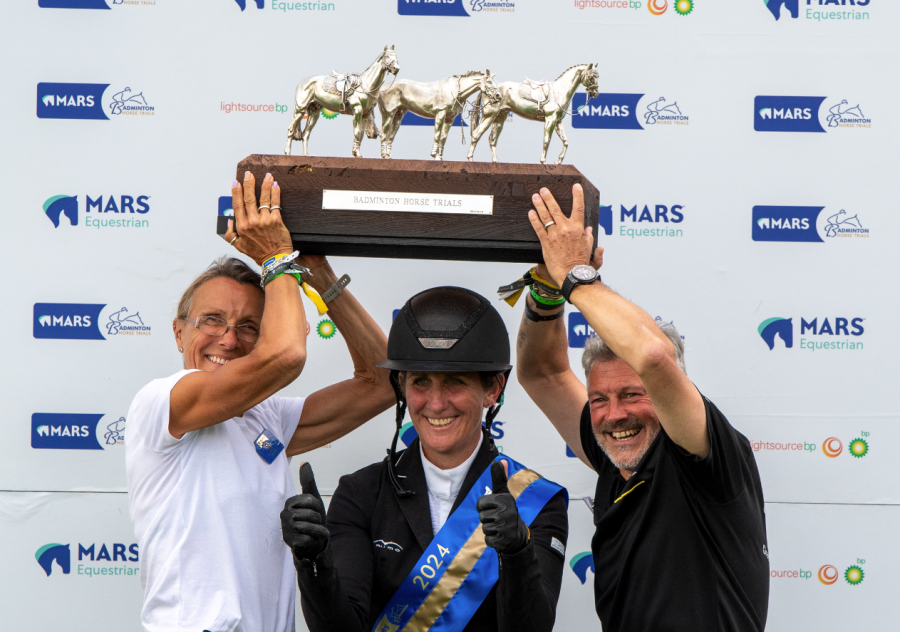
[412,544,451,591]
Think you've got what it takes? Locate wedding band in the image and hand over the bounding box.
[258,205,270,211]
[271,206,281,211]
[544,221,556,229]
[229,236,238,245]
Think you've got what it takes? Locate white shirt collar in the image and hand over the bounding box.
[420,432,484,500]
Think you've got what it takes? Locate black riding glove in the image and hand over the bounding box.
[476,461,530,555]
[281,462,330,562]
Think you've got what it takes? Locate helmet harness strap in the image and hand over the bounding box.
[483,369,511,453]
[387,370,414,497]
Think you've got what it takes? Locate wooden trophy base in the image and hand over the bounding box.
[226,155,599,263]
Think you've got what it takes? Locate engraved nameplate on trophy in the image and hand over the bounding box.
[224,155,599,263]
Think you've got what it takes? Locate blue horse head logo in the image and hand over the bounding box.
[569,552,595,585]
[35,543,70,576]
[758,318,793,350]
[764,0,799,20]
[43,195,78,228]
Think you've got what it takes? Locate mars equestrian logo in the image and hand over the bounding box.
[572,93,689,130]
[35,541,140,578]
[42,194,151,230]
[752,206,869,242]
[398,0,514,16]
[763,0,872,22]
[758,316,865,351]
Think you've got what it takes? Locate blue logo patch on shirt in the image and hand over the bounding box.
[255,429,285,464]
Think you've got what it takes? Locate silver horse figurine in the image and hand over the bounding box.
[467,63,600,165]
[285,45,400,157]
[377,70,501,161]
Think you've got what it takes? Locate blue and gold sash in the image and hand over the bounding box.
[372,455,566,632]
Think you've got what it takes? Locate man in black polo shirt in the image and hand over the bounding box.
[514,185,769,631]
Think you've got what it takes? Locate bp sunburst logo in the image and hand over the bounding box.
[316,319,336,339]
[845,565,864,585]
[322,109,338,120]
[849,438,869,458]
[675,0,693,15]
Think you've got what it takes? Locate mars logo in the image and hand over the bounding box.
[758,316,865,351]
[32,413,105,450]
[619,204,685,239]
[569,552,595,584]
[764,0,871,22]
[568,313,595,349]
[37,83,108,120]
[755,96,826,133]
[572,93,643,130]
[35,544,71,576]
[34,303,106,340]
[235,0,264,8]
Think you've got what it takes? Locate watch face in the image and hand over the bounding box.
[572,265,597,282]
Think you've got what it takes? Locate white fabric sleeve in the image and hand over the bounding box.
[277,396,306,445]
[133,369,200,453]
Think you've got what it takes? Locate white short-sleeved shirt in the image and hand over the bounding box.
[125,369,305,632]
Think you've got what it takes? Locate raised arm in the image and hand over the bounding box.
[527,185,708,458]
[516,272,596,467]
[286,262,393,456]
[169,172,307,439]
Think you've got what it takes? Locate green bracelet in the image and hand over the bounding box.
[530,285,565,306]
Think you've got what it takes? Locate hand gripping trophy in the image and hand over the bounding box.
[284,45,400,158]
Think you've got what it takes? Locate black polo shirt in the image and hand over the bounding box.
[580,396,769,632]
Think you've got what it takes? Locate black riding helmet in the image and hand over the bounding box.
[377,286,512,497]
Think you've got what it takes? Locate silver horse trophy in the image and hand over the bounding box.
[467,63,600,165]
[377,70,501,161]
[285,45,400,157]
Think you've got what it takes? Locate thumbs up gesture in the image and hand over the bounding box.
[476,460,530,555]
[281,462,330,561]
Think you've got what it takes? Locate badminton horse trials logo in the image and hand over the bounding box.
[35,544,71,576]
[398,0,514,16]
[43,195,79,227]
[758,318,793,350]
[569,552,595,584]
[753,206,869,242]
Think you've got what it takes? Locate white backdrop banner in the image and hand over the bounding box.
[1,0,898,630]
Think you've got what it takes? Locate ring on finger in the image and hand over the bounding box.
[258,205,270,211]
[544,221,556,230]
[271,206,281,211]
[229,236,238,245]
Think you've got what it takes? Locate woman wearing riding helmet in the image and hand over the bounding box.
[281,286,568,632]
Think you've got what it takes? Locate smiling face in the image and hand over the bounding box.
[587,359,661,477]
[402,371,502,470]
[172,276,264,372]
